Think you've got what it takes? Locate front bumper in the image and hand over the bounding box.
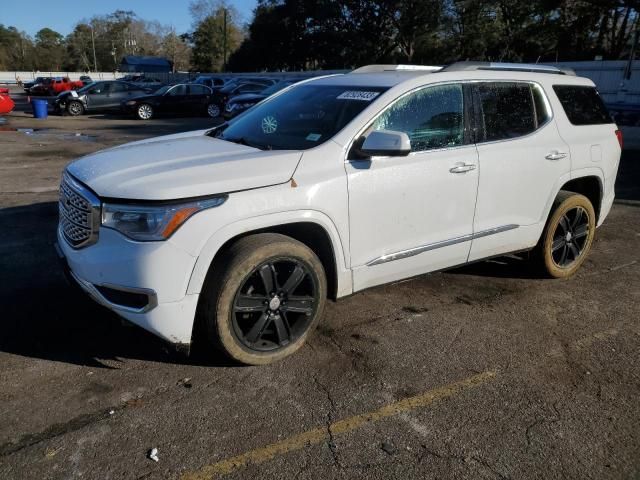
[56,226,200,345]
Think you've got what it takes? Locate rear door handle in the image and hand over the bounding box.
[545,151,567,161]
[449,163,477,173]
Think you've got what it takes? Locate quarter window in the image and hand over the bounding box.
[371,84,465,151]
[552,85,613,125]
[476,82,538,141]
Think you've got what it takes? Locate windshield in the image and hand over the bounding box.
[77,82,98,93]
[214,84,388,150]
[153,85,173,95]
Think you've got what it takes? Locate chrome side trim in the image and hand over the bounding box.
[366,224,518,266]
[68,269,158,314]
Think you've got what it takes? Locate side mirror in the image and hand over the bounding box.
[90,89,100,94]
[359,130,411,157]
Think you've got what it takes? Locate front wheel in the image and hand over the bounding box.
[535,191,596,278]
[199,233,327,365]
[67,100,84,116]
[136,103,154,120]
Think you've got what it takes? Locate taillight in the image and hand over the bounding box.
[615,129,623,149]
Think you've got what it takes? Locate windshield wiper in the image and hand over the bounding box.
[225,136,266,150]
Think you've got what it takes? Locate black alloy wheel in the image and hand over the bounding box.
[551,206,590,267]
[231,258,319,352]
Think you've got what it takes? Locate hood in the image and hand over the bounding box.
[67,129,302,200]
[229,93,266,104]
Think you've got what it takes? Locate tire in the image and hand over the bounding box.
[534,191,596,278]
[199,233,327,365]
[67,100,84,116]
[206,103,220,118]
[137,103,154,120]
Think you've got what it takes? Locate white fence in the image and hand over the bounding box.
[0,71,129,84]
[5,62,640,105]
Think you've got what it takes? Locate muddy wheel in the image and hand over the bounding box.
[199,233,326,365]
[535,191,596,278]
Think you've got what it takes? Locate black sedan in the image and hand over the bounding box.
[23,76,48,92]
[121,83,217,120]
[210,82,275,117]
[223,79,302,119]
[54,81,154,116]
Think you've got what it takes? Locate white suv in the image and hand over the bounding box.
[56,62,621,364]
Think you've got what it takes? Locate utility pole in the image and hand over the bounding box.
[91,26,98,72]
[223,8,227,72]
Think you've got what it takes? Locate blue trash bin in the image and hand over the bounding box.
[31,99,48,119]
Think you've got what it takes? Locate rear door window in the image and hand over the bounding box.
[189,85,209,95]
[552,85,613,125]
[476,82,537,141]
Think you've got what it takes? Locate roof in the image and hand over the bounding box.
[120,56,172,67]
[309,71,428,88]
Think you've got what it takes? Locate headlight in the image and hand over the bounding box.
[101,196,227,241]
[125,100,137,106]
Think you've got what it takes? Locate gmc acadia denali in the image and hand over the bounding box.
[56,62,621,365]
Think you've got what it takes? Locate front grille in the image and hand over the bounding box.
[59,173,99,248]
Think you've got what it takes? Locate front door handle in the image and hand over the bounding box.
[449,163,477,173]
[545,151,568,161]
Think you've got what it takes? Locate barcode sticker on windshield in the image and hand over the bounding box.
[337,91,380,101]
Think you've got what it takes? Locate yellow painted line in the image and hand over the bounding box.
[181,370,496,480]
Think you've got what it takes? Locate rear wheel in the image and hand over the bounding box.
[67,100,84,116]
[535,191,596,278]
[137,103,154,120]
[206,103,220,118]
[199,233,326,365]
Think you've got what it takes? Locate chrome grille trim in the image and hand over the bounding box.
[59,172,100,248]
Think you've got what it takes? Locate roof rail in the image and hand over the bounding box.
[441,61,576,76]
[351,64,443,74]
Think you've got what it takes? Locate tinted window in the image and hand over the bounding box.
[237,83,261,93]
[189,85,209,95]
[167,85,187,96]
[371,84,464,151]
[553,85,613,125]
[477,83,536,141]
[214,85,388,150]
[110,83,127,93]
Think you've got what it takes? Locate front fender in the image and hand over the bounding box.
[185,209,352,297]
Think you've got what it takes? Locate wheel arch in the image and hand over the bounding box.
[560,174,604,222]
[186,213,352,301]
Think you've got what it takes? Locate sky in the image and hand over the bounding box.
[2,0,258,37]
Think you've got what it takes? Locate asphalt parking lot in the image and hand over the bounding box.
[1,87,639,480]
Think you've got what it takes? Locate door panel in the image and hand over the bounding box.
[469,82,571,261]
[162,84,188,114]
[346,83,479,291]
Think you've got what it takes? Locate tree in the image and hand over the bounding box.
[191,4,242,71]
[0,25,34,70]
[34,28,65,70]
[161,29,192,71]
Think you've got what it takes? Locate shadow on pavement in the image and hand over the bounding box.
[0,202,233,368]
